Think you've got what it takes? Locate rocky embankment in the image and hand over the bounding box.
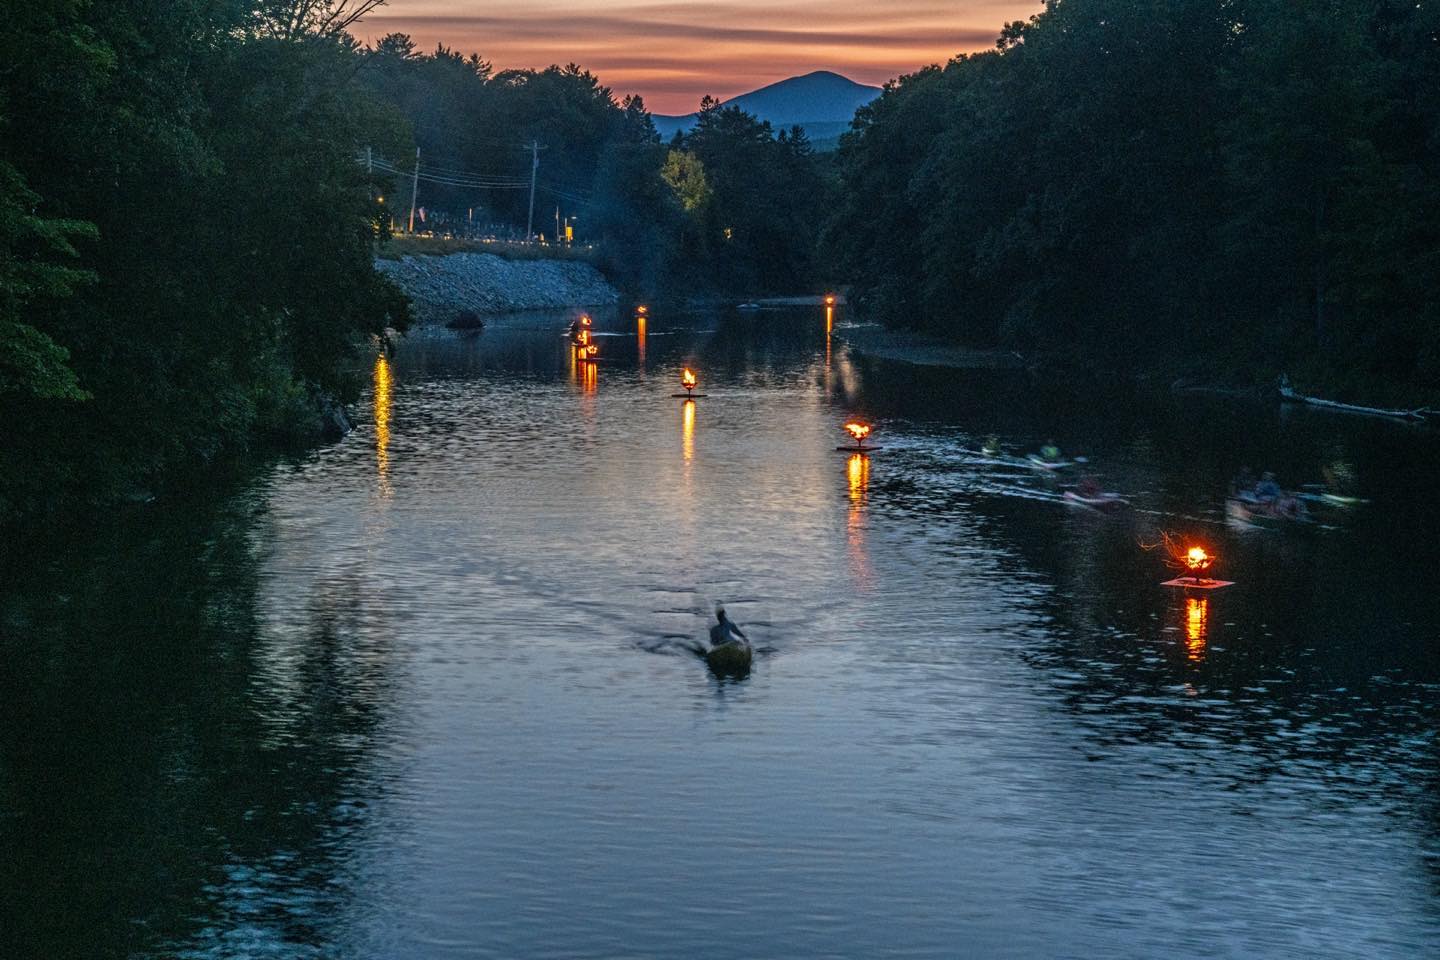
[376,252,619,324]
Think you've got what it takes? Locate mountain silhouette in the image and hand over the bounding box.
[653,71,882,144]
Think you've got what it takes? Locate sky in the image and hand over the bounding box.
[359,1,1043,114]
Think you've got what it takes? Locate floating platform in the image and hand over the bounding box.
[672,393,709,398]
[837,445,884,453]
[1161,578,1235,590]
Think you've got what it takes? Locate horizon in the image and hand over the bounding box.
[359,0,1042,114]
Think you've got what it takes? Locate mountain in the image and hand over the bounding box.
[652,71,881,146]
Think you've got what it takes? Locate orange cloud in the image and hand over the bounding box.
[359,0,1042,113]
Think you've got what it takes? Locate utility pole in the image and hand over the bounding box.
[407,147,420,234]
[526,139,539,243]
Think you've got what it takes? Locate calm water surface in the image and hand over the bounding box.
[3,306,1438,958]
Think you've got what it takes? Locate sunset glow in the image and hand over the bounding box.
[361,1,1040,113]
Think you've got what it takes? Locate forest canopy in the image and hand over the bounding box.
[823,0,1440,403]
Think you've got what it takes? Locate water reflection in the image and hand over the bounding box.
[846,453,872,587]
[372,353,393,498]
[0,497,394,959]
[636,314,646,370]
[6,306,1440,958]
[1184,596,1208,661]
[681,398,695,464]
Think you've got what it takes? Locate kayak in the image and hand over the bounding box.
[1026,454,1074,471]
[705,640,752,676]
[1226,497,1310,527]
[1063,490,1128,511]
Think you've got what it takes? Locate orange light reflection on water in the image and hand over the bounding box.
[636,315,646,370]
[1185,597,1209,661]
[682,398,695,463]
[373,353,393,498]
[847,453,872,587]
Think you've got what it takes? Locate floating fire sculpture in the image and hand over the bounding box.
[670,367,707,398]
[636,305,649,316]
[1148,532,1234,589]
[575,328,591,347]
[580,314,592,327]
[837,420,882,453]
[825,294,837,307]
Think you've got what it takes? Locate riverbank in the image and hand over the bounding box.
[836,323,1026,370]
[376,251,619,324]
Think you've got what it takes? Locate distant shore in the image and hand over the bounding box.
[376,250,619,324]
[835,323,1026,370]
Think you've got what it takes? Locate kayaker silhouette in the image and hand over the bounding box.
[705,604,753,676]
[709,604,748,648]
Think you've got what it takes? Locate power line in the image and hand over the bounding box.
[370,159,529,189]
[366,152,531,189]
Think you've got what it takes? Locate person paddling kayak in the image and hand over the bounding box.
[709,604,748,648]
[706,604,752,676]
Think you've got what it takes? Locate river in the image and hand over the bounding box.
[2,305,1438,958]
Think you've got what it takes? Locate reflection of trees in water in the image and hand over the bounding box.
[0,494,398,959]
[999,497,1440,867]
[866,446,1439,878]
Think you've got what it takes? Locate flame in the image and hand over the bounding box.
[580,314,591,326]
[681,368,697,390]
[1144,531,1221,580]
[576,329,590,347]
[1184,546,1213,574]
[825,294,837,306]
[844,421,872,443]
[587,344,599,358]
[636,305,648,316]
[1185,597,1209,661]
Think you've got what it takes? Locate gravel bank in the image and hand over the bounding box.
[376,252,619,324]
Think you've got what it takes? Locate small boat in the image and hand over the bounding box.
[1026,454,1075,471]
[1063,490,1128,511]
[706,604,752,676]
[1226,496,1311,528]
[705,639,753,676]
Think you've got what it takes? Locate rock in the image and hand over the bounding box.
[375,252,619,324]
[446,309,485,330]
[318,397,352,440]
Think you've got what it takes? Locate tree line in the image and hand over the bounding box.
[823,0,1440,404]
[0,1,827,523]
[356,39,829,294]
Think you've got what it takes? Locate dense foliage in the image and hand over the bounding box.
[0,2,831,522]
[0,0,410,521]
[825,0,1440,402]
